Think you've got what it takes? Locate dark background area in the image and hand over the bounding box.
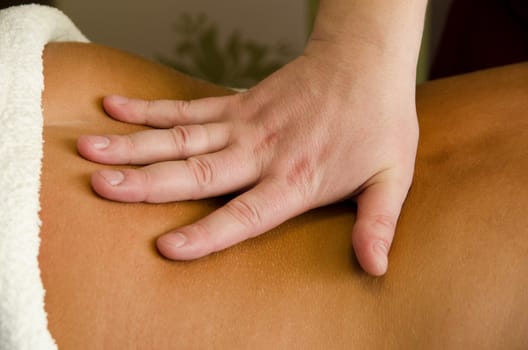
[1,0,526,80]
[430,0,528,79]
[1,0,52,8]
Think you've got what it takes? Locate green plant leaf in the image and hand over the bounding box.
[194,26,226,83]
[161,12,296,87]
[226,31,242,67]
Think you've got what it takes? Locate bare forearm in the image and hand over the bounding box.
[309,0,428,74]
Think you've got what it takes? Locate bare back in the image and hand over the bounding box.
[39,43,528,349]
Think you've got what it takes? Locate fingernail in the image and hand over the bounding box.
[99,170,124,186]
[110,95,129,105]
[162,232,187,248]
[90,136,110,150]
[372,241,389,274]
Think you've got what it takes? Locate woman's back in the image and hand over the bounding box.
[39,42,528,349]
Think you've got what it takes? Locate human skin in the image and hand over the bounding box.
[40,42,528,349]
[77,0,429,276]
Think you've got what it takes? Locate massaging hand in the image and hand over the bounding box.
[78,40,418,276]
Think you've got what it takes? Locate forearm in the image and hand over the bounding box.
[308,0,428,76]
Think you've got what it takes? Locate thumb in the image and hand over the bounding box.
[351,178,410,276]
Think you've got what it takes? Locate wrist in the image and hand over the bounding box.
[307,0,428,79]
[302,36,418,89]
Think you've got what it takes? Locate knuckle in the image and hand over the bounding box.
[177,100,193,121]
[144,100,156,117]
[186,221,217,253]
[371,213,397,231]
[123,135,135,164]
[286,156,316,199]
[186,156,214,190]
[136,170,154,202]
[229,92,257,121]
[169,126,191,156]
[253,124,280,156]
[224,198,262,233]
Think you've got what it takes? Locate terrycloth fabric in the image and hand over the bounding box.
[0,5,87,350]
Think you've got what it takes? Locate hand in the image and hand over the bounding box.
[77,40,419,276]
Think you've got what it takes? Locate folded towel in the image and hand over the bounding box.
[0,5,87,350]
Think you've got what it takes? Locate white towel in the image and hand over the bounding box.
[0,5,88,350]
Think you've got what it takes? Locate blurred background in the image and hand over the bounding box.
[2,0,526,87]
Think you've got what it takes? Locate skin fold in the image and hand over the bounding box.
[39,43,528,349]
